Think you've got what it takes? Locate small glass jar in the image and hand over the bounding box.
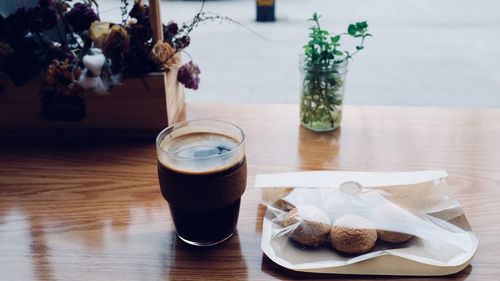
[299,55,348,132]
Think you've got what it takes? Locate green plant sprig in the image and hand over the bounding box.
[303,13,371,67]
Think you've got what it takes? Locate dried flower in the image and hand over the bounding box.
[102,25,130,57]
[129,0,150,25]
[126,21,151,48]
[1,0,209,94]
[174,35,190,50]
[65,3,99,33]
[2,35,41,86]
[178,61,201,90]
[4,8,32,38]
[149,41,179,70]
[163,21,179,44]
[67,81,84,97]
[122,46,155,76]
[90,23,130,73]
[39,63,87,121]
[45,60,70,86]
[27,0,59,33]
[89,21,111,48]
[47,44,77,65]
[74,66,82,81]
[38,0,54,9]
[43,59,82,96]
[101,25,130,72]
[126,18,138,27]
[52,0,71,14]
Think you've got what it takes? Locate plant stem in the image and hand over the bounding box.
[344,35,366,60]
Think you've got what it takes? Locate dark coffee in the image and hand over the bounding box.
[157,132,247,245]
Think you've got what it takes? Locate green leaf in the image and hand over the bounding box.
[356,21,368,30]
[305,14,370,66]
[347,24,357,36]
[308,12,321,23]
[334,50,344,56]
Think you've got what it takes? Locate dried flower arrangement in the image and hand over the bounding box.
[0,0,223,120]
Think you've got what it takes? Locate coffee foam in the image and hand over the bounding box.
[158,131,244,175]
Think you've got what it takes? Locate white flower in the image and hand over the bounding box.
[79,49,110,95]
[82,52,106,76]
[126,18,138,27]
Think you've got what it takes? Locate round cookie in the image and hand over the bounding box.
[282,205,331,247]
[371,204,414,243]
[329,215,377,254]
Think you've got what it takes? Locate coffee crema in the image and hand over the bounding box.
[158,132,245,175]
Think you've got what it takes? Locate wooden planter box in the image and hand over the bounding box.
[0,69,184,137]
[0,0,184,137]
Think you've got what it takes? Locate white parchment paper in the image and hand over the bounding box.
[256,171,478,276]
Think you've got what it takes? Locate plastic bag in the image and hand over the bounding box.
[257,171,477,276]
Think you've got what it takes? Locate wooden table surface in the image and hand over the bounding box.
[1,103,499,281]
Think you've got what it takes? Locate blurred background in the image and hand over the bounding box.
[2,0,499,107]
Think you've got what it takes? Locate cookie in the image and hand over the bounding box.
[371,204,414,243]
[282,205,331,247]
[329,215,377,254]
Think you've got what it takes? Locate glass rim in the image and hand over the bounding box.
[155,119,246,160]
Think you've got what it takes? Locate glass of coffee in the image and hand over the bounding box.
[156,120,247,246]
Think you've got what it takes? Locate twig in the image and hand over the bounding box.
[181,50,193,61]
[200,12,272,43]
[165,0,271,63]
[86,0,100,18]
[344,35,366,61]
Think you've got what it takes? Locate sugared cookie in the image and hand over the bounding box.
[282,205,331,247]
[371,204,414,243]
[329,215,377,254]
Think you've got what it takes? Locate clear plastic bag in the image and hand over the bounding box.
[257,171,477,275]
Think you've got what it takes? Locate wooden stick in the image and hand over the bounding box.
[149,0,164,42]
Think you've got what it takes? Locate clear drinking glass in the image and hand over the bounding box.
[299,55,348,132]
[156,120,247,246]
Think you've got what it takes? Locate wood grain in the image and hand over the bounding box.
[149,0,164,42]
[0,70,184,135]
[1,103,499,280]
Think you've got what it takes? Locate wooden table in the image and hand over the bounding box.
[1,104,499,280]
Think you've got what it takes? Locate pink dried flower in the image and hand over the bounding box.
[178,61,201,90]
[65,3,99,33]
